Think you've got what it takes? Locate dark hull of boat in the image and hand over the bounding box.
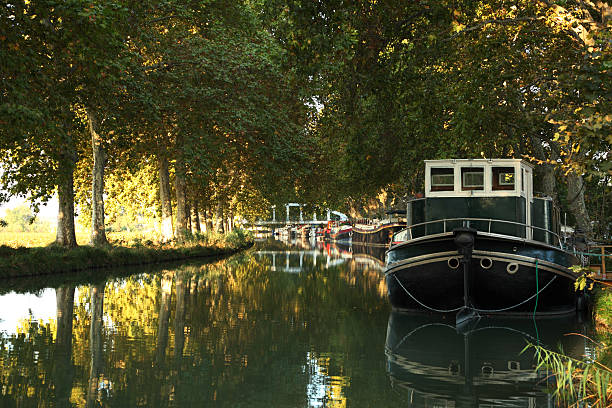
[352,223,405,246]
[384,234,580,315]
[385,312,586,404]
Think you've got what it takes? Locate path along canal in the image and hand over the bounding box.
[0,238,597,407]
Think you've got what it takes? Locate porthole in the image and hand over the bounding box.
[480,257,493,270]
[507,263,519,274]
[448,258,460,269]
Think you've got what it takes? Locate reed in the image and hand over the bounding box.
[531,343,611,407]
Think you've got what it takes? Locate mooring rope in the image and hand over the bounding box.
[391,267,557,314]
[392,274,464,313]
[472,276,557,314]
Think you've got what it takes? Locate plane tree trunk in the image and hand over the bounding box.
[530,136,559,202]
[214,201,224,234]
[186,197,192,233]
[88,109,108,247]
[55,155,78,248]
[205,208,213,233]
[192,201,201,233]
[174,134,189,242]
[566,171,593,237]
[158,155,174,242]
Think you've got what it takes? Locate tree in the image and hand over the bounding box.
[1,205,52,232]
[256,0,610,230]
[1,1,134,247]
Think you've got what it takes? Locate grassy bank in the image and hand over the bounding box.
[593,285,612,366]
[0,230,253,279]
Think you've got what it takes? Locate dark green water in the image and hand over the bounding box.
[0,239,592,407]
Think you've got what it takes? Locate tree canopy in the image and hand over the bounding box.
[1,0,609,241]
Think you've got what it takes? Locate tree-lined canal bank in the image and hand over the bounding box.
[0,239,606,407]
[0,231,253,279]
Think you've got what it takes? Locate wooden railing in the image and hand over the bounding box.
[587,245,612,281]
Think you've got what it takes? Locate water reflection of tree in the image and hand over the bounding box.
[0,252,395,407]
[0,286,75,406]
[87,283,105,408]
[55,286,76,408]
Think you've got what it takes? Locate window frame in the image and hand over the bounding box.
[431,173,455,187]
[430,167,455,192]
[461,167,485,190]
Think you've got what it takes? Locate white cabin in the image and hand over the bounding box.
[425,159,534,199]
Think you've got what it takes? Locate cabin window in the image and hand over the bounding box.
[521,169,525,192]
[492,167,515,191]
[431,168,454,191]
[461,168,484,190]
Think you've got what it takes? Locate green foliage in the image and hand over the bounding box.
[253,0,610,216]
[593,287,612,368]
[0,205,52,233]
[0,236,253,279]
[531,343,612,407]
[2,0,608,230]
[224,228,252,248]
[75,158,160,232]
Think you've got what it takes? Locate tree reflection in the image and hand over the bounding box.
[0,248,392,407]
[156,272,173,367]
[55,286,76,408]
[87,283,105,408]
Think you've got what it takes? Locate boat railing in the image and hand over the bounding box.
[393,217,564,248]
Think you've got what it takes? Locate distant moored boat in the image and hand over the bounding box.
[352,210,406,246]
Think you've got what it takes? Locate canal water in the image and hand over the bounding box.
[0,238,594,407]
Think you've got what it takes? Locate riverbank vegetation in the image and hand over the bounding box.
[530,286,612,406]
[0,229,253,279]
[533,344,611,407]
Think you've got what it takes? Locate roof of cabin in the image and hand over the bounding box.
[424,158,534,168]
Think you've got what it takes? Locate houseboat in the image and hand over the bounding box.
[385,159,583,322]
[324,221,352,243]
[352,210,406,246]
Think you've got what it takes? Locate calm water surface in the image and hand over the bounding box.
[0,238,593,407]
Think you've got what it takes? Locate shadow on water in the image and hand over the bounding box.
[0,237,598,407]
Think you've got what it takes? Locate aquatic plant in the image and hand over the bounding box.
[530,341,611,407]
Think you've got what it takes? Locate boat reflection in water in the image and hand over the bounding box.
[255,238,387,273]
[385,312,591,407]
